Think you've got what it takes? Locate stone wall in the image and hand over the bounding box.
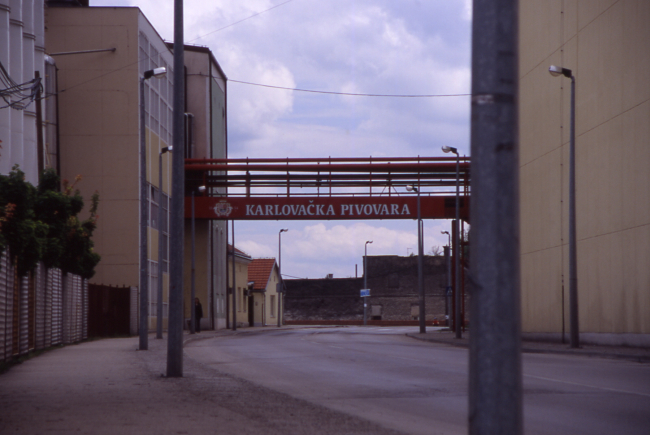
[285,255,460,323]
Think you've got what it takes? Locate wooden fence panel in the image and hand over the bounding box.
[35,264,46,350]
[0,256,88,363]
[0,250,12,361]
[50,268,63,347]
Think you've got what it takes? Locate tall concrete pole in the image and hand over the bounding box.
[231,220,237,331]
[469,0,522,433]
[417,190,425,334]
[167,0,185,377]
[278,229,287,327]
[190,191,196,334]
[156,146,171,339]
[363,240,372,326]
[568,75,579,348]
[453,152,460,338]
[139,75,149,351]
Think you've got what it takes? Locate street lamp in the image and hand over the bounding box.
[190,185,206,334]
[407,185,425,333]
[278,229,288,327]
[139,66,167,351]
[364,240,373,326]
[156,145,172,339]
[442,145,461,339]
[441,230,452,325]
[441,230,451,247]
[549,65,579,348]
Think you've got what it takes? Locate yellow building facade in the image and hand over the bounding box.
[227,245,252,328]
[518,0,649,345]
[46,6,228,332]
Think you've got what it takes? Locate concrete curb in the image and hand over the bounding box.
[405,331,650,363]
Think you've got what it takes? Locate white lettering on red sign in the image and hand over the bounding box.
[244,203,411,217]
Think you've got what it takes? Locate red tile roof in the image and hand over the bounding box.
[248,258,277,291]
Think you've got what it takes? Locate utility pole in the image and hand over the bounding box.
[469,0,522,434]
[166,0,185,377]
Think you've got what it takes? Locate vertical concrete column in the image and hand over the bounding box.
[21,0,37,182]
[9,0,24,173]
[0,1,11,175]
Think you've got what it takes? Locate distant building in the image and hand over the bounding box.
[227,244,252,328]
[181,44,228,330]
[285,255,451,324]
[247,258,282,326]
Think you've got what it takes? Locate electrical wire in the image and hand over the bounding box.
[0,61,42,110]
[187,0,296,43]
[229,78,470,98]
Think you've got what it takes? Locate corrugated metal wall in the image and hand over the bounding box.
[0,250,88,362]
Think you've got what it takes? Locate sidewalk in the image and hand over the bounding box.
[0,329,404,435]
[407,329,650,363]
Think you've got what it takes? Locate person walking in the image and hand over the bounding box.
[194,297,203,333]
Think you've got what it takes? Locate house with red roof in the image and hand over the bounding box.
[247,258,282,327]
[227,244,252,328]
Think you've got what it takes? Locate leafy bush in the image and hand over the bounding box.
[0,166,100,278]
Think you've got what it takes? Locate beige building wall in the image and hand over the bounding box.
[181,46,228,329]
[227,253,252,327]
[518,0,650,344]
[46,7,174,330]
[264,267,281,326]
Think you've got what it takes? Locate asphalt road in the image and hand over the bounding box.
[185,326,650,435]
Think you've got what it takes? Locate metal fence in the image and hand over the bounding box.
[0,249,88,363]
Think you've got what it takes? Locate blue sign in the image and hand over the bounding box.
[360,289,370,297]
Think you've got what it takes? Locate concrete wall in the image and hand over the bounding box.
[519,0,650,343]
[285,255,453,322]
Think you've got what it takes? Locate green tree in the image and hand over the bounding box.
[0,167,100,278]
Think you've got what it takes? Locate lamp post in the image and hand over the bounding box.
[139,66,166,351]
[190,185,206,334]
[278,229,288,327]
[549,65,579,348]
[441,230,451,247]
[407,184,425,333]
[442,145,461,339]
[364,240,373,326]
[442,230,452,325]
[156,145,172,339]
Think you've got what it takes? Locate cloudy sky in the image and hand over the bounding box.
[95,0,472,279]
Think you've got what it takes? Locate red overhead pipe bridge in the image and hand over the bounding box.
[184,156,470,221]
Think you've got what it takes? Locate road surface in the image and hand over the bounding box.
[185,326,650,435]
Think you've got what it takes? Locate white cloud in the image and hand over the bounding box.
[91,0,471,279]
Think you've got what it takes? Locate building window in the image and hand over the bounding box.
[270,295,276,317]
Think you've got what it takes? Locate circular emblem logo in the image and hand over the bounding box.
[213,200,233,217]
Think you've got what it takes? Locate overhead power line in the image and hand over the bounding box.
[187,0,296,43]
[229,78,471,98]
